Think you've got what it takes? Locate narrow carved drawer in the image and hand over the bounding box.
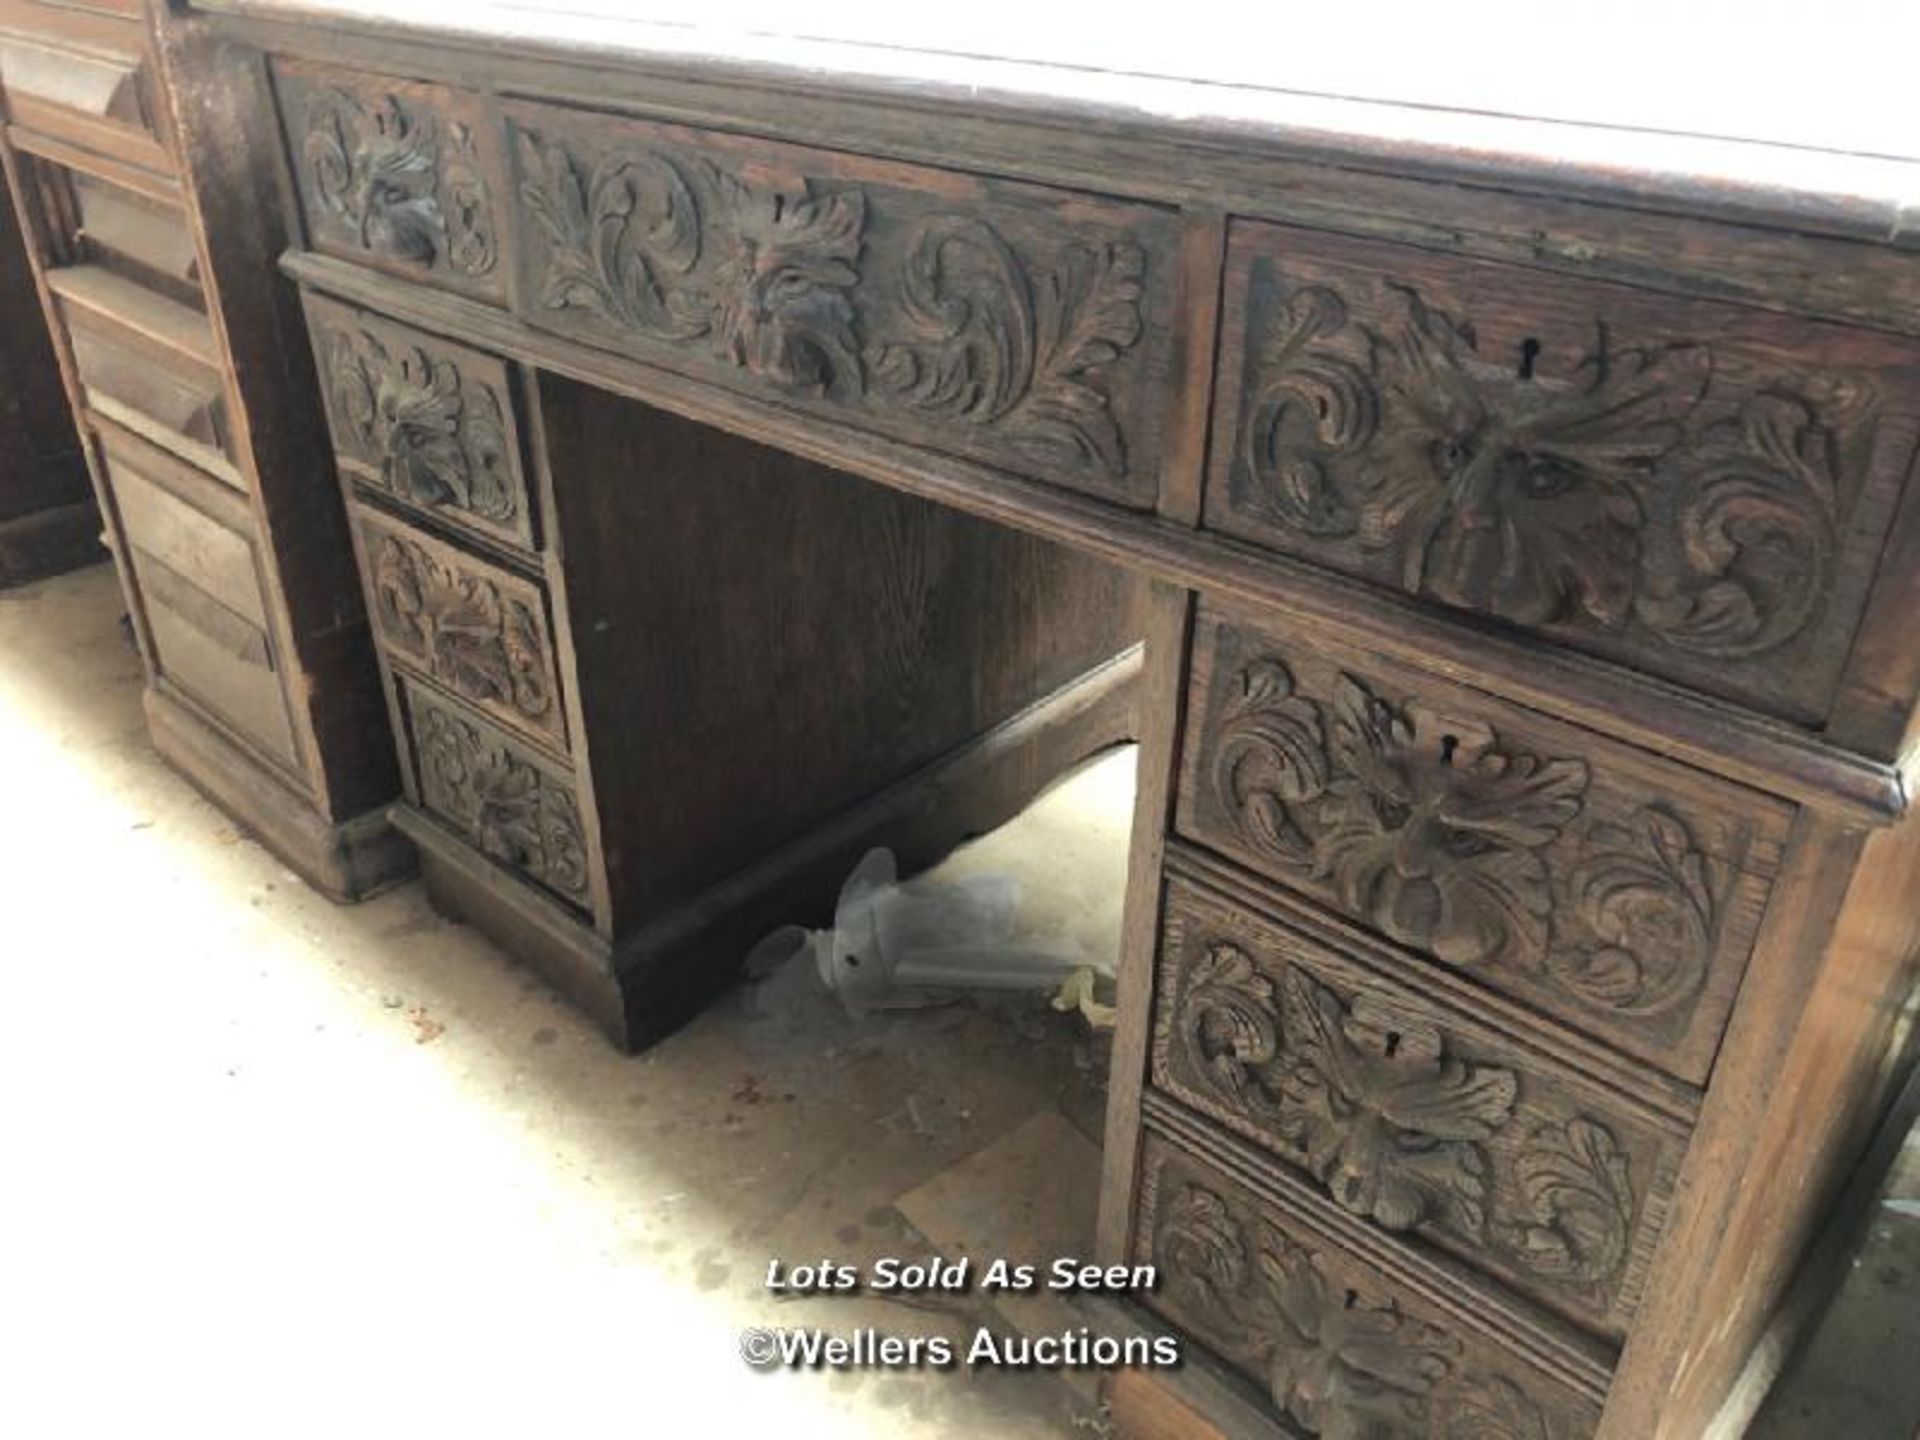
[50,264,240,485]
[398,676,590,910]
[503,99,1180,508]
[0,28,164,166]
[1176,608,1793,1085]
[273,60,504,302]
[1153,868,1685,1342]
[350,506,565,754]
[101,440,297,767]
[303,292,533,551]
[1135,1131,1604,1439]
[1206,220,1920,728]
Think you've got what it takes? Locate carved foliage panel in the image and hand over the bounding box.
[276,61,505,301]
[1176,611,1792,1085]
[503,100,1178,506]
[304,292,532,550]
[352,507,565,753]
[403,679,590,908]
[1152,874,1682,1340]
[1136,1137,1604,1440]
[1205,221,1920,726]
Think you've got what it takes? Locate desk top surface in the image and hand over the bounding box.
[194,1,1920,242]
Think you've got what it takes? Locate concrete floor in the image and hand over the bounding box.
[1,561,1914,1438]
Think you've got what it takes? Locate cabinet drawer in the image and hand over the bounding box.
[399,676,589,910]
[272,60,504,303]
[1205,220,1920,728]
[1176,607,1793,1085]
[503,98,1180,508]
[1135,1131,1604,1438]
[67,167,200,301]
[101,442,296,766]
[351,505,565,754]
[1152,869,1685,1342]
[51,265,240,486]
[303,292,534,552]
[0,27,165,169]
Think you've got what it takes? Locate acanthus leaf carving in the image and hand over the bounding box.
[302,88,494,276]
[517,131,867,397]
[416,701,586,902]
[1205,650,1722,1026]
[1552,806,1716,1015]
[1209,658,1329,868]
[870,217,1144,476]
[1319,674,1589,969]
[1497,1117,1635,1287]
[1236,274,1863,664]
[322,324,515,525]
[1442,1377,1550,1440]
[1159,1181,1456,1438]
[370,533,552,723]
[1174,945,1517,1242]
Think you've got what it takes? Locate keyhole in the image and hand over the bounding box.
[1440,733,1460,767]
[1343,1289,1359,1311]
[1384,1031,1402,1058]
[1518,337,1542,380]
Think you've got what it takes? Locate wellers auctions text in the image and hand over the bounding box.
[765,1326,1181,1369]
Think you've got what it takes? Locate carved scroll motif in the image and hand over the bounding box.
[322,323,514,526]
[302,87,496,276]
[1204,657,1723,1022]
[1155,1179,1562,1439]
[370,533,551,724]
[514,126,1150,476]
[1235,277,1867,662]
[415,701,586,902]
[868,217,1146,476]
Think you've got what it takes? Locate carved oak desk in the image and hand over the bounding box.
[186,5,1920,1436]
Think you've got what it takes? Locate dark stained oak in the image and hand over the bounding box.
[138,6,1920,1436]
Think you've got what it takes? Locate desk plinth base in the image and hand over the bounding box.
[146,686,416,901]
[404,648,1141,1052]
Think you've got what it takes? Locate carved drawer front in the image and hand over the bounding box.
[50,265,241,487]
[1176,608,1794,1086]
[0,28,164,166]
[1206,220,1920,728]
[398,676,590,911]
[273,61,504,303]
[1152,870,1685,1342]
[1135,1132,1604,1439]
[503,100,1180,508]
[101,443,298,767]
[350,506,566,754]
[304,293,534,552]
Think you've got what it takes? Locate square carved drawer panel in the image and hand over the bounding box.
[304,292,534,553]
[273,60,505,303]
[1135,1130,1605,1439]
[1176,607,1794,1085]
[350,505,565,755]
[398,676,590,911]
[501,98,1181,508]
[1205,219,1920,729]
[1152,868,1686,1342]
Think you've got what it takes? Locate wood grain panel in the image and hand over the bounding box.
[349,504,565,754]
[1206,220,1920,729]
[503,98,1180,508]
[303,291,533,551]
[1152,870,1686,1342]
[1176,607,1794,1084]
[1135,1130,1605,1438]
